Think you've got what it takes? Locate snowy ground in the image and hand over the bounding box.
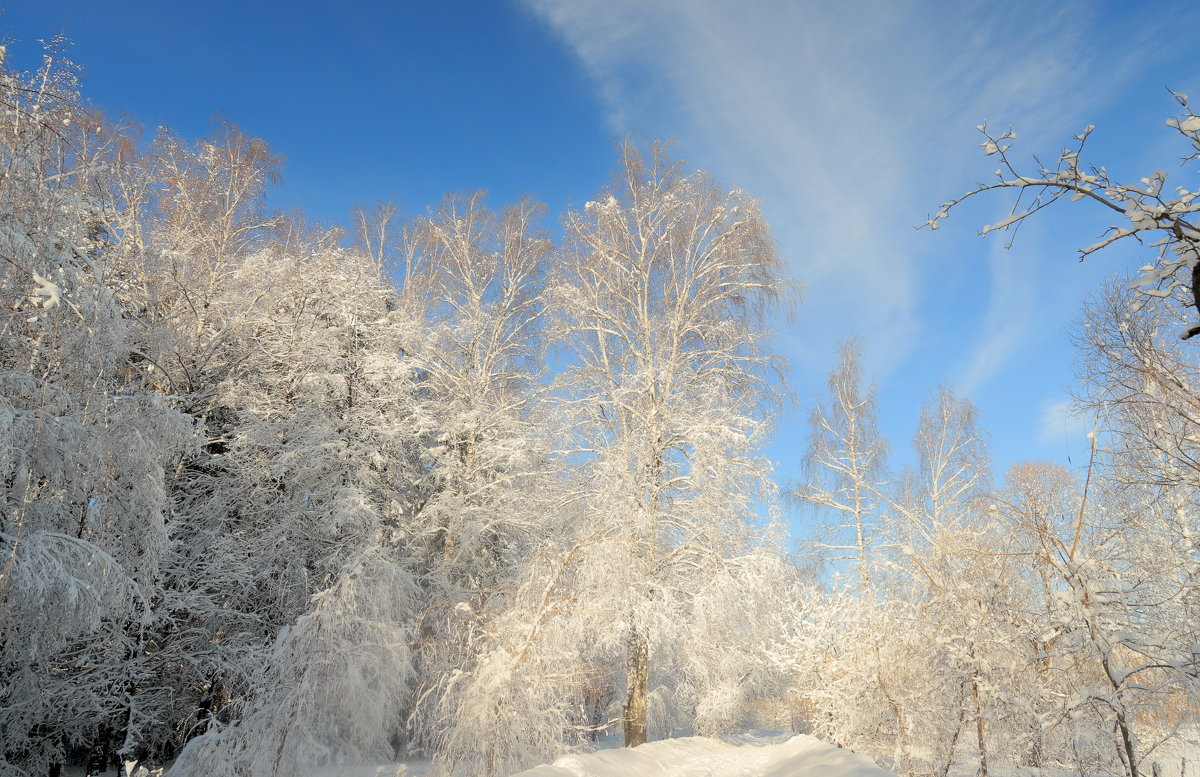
[511,732,897,777]
[61,731,1200,777]
[70,734,897,777]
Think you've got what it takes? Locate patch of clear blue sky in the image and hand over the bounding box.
[2,0,614,221]
[5,1,1200,543]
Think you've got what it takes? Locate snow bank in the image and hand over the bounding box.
[510,733,898,777]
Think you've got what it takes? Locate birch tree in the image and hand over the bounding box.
[551,139,790,746]
[394,193,564,768]
[404,192,552,594]
[888,390,998,777]
[798,341,888,591]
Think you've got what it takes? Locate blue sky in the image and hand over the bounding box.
[7,1,1200,531]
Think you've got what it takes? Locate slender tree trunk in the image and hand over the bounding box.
[1028,640,1049,769]
[873,641,913,777]
[623,626,648,747]
[972,674,988,777]
[1115,714,1139,777]
[1089,619,1138,777]
[936,705,965,777]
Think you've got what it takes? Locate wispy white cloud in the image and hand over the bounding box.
[523,0,1190,396]
[956,240,1041,396]
[1038,398,1092,445]
[526,0,923,371]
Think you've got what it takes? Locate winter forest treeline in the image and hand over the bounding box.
[2,40,1199,777]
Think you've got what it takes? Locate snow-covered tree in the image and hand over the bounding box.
[403,192,553,594]
[391,193,566,770]
[551,139,792,747]
[928,91,1200,339]
[158,222,438,775]
[797,341,888,591]
[0,41,193,774]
